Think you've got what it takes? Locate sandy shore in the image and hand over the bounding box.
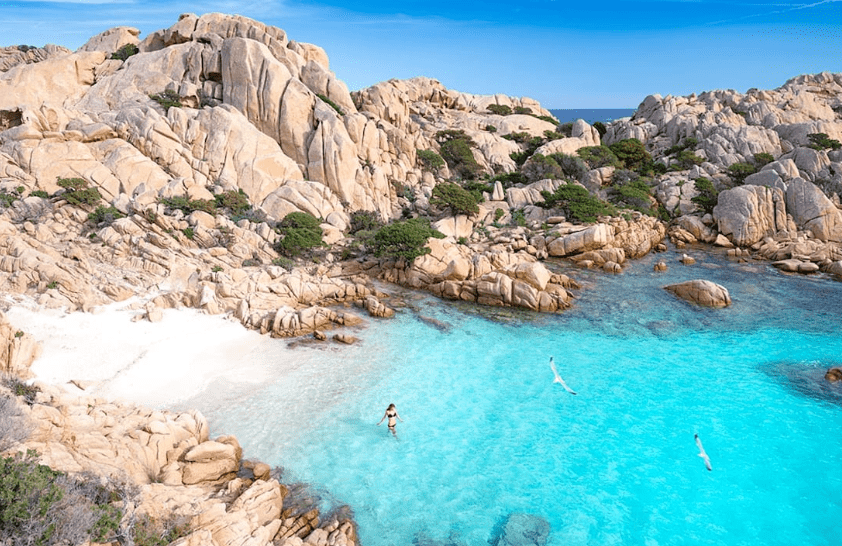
[4,297,287,408]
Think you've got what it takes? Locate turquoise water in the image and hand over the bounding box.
[177,250,842,546]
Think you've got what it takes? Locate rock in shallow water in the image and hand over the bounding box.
[664,279,731,308]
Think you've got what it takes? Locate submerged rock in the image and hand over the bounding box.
[490,513,550,546]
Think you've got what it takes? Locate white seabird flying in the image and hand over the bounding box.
[695,433,712,471]
[549,356,577,395]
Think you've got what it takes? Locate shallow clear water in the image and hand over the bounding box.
[175,249,842,546]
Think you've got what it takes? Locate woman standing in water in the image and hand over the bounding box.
[377,403,403,434]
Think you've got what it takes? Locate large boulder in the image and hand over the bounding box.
[546,224,614,256]
[664,279,731,308]
[784,177,842,242]
[713,185,787,246]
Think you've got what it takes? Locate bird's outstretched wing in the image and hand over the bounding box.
[550,357,577,395]
[695,434,712,471]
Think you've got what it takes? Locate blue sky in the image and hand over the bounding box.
[2,0,841,107]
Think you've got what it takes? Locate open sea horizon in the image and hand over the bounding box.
[550,108,636,124]
[172,248,842,546]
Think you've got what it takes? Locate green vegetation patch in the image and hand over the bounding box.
[522,153,563,183]
[577,145,621,169]
[87,206,125,226]
[436,130,482,179]
[608,138,653,174]
[487,104,512,116]
[274,211,324,257]
[56,177,101,207]
[149,90,182,112]
[416,149,445,171]
[110,43,139,61]
[372,217,445,262]
[317,94,344,116]
[807,132,842,151]
[430,182,480,216]
[539,183,616,223]
[691,177,719,214]
[727,162,757,185]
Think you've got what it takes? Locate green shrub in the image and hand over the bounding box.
[436,130,482,179]
[577,145,621,169]
[110,43,139,61]
[753,152,775,166]
[316,94,344,116]
[371,218,445,261]
[430,182,480,215]
[87,206,125,226]
[608,138,653,173]
[550,153,588,181]
[0,450,126,546]
[494,208,505,221]
[487,104,512,116]
[807,132,842,151]
[691,177,719,214]
[1,375,40,406]
[272,256,296,270]
[511,209,526,226]
[533,114,559,125]
[462,180,493,201]
[609,179,655,215]
[211,265,223,273]
[670,149,705,171]
[514,106,532,115]
[416,149,445,171]
[57,177,101,207]
[30,190,50,199]
[539,183,616,223]
[664,137,699,157]
[279,211,321,230]
[181,227,194,240]
[214,189,251,217]
[593,121,607,137]
[502,132,531,144]
[485,125,497,133]
[557,122,574,137]
[491,172,528,188]
[349,210,382,234]
[158,196,216,215]
[0,191,18,208]
[131,513,190,546]
[149,90,182,112]
[522,153,563,183]
[274,212,324,257]
[509,151,530,167]
[727,162,757,185]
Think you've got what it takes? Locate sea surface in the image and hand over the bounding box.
[174,249,842,546]
[550,108,636,124]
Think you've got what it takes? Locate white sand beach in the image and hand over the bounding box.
[4,298,287,408]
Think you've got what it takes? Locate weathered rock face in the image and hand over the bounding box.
[0,312,41,378]
[0,12,559,226]
[784,177,842,242]
[713,185,788,247]
[664,279,731,308]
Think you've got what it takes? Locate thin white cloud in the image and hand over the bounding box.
[707,0,841,24]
